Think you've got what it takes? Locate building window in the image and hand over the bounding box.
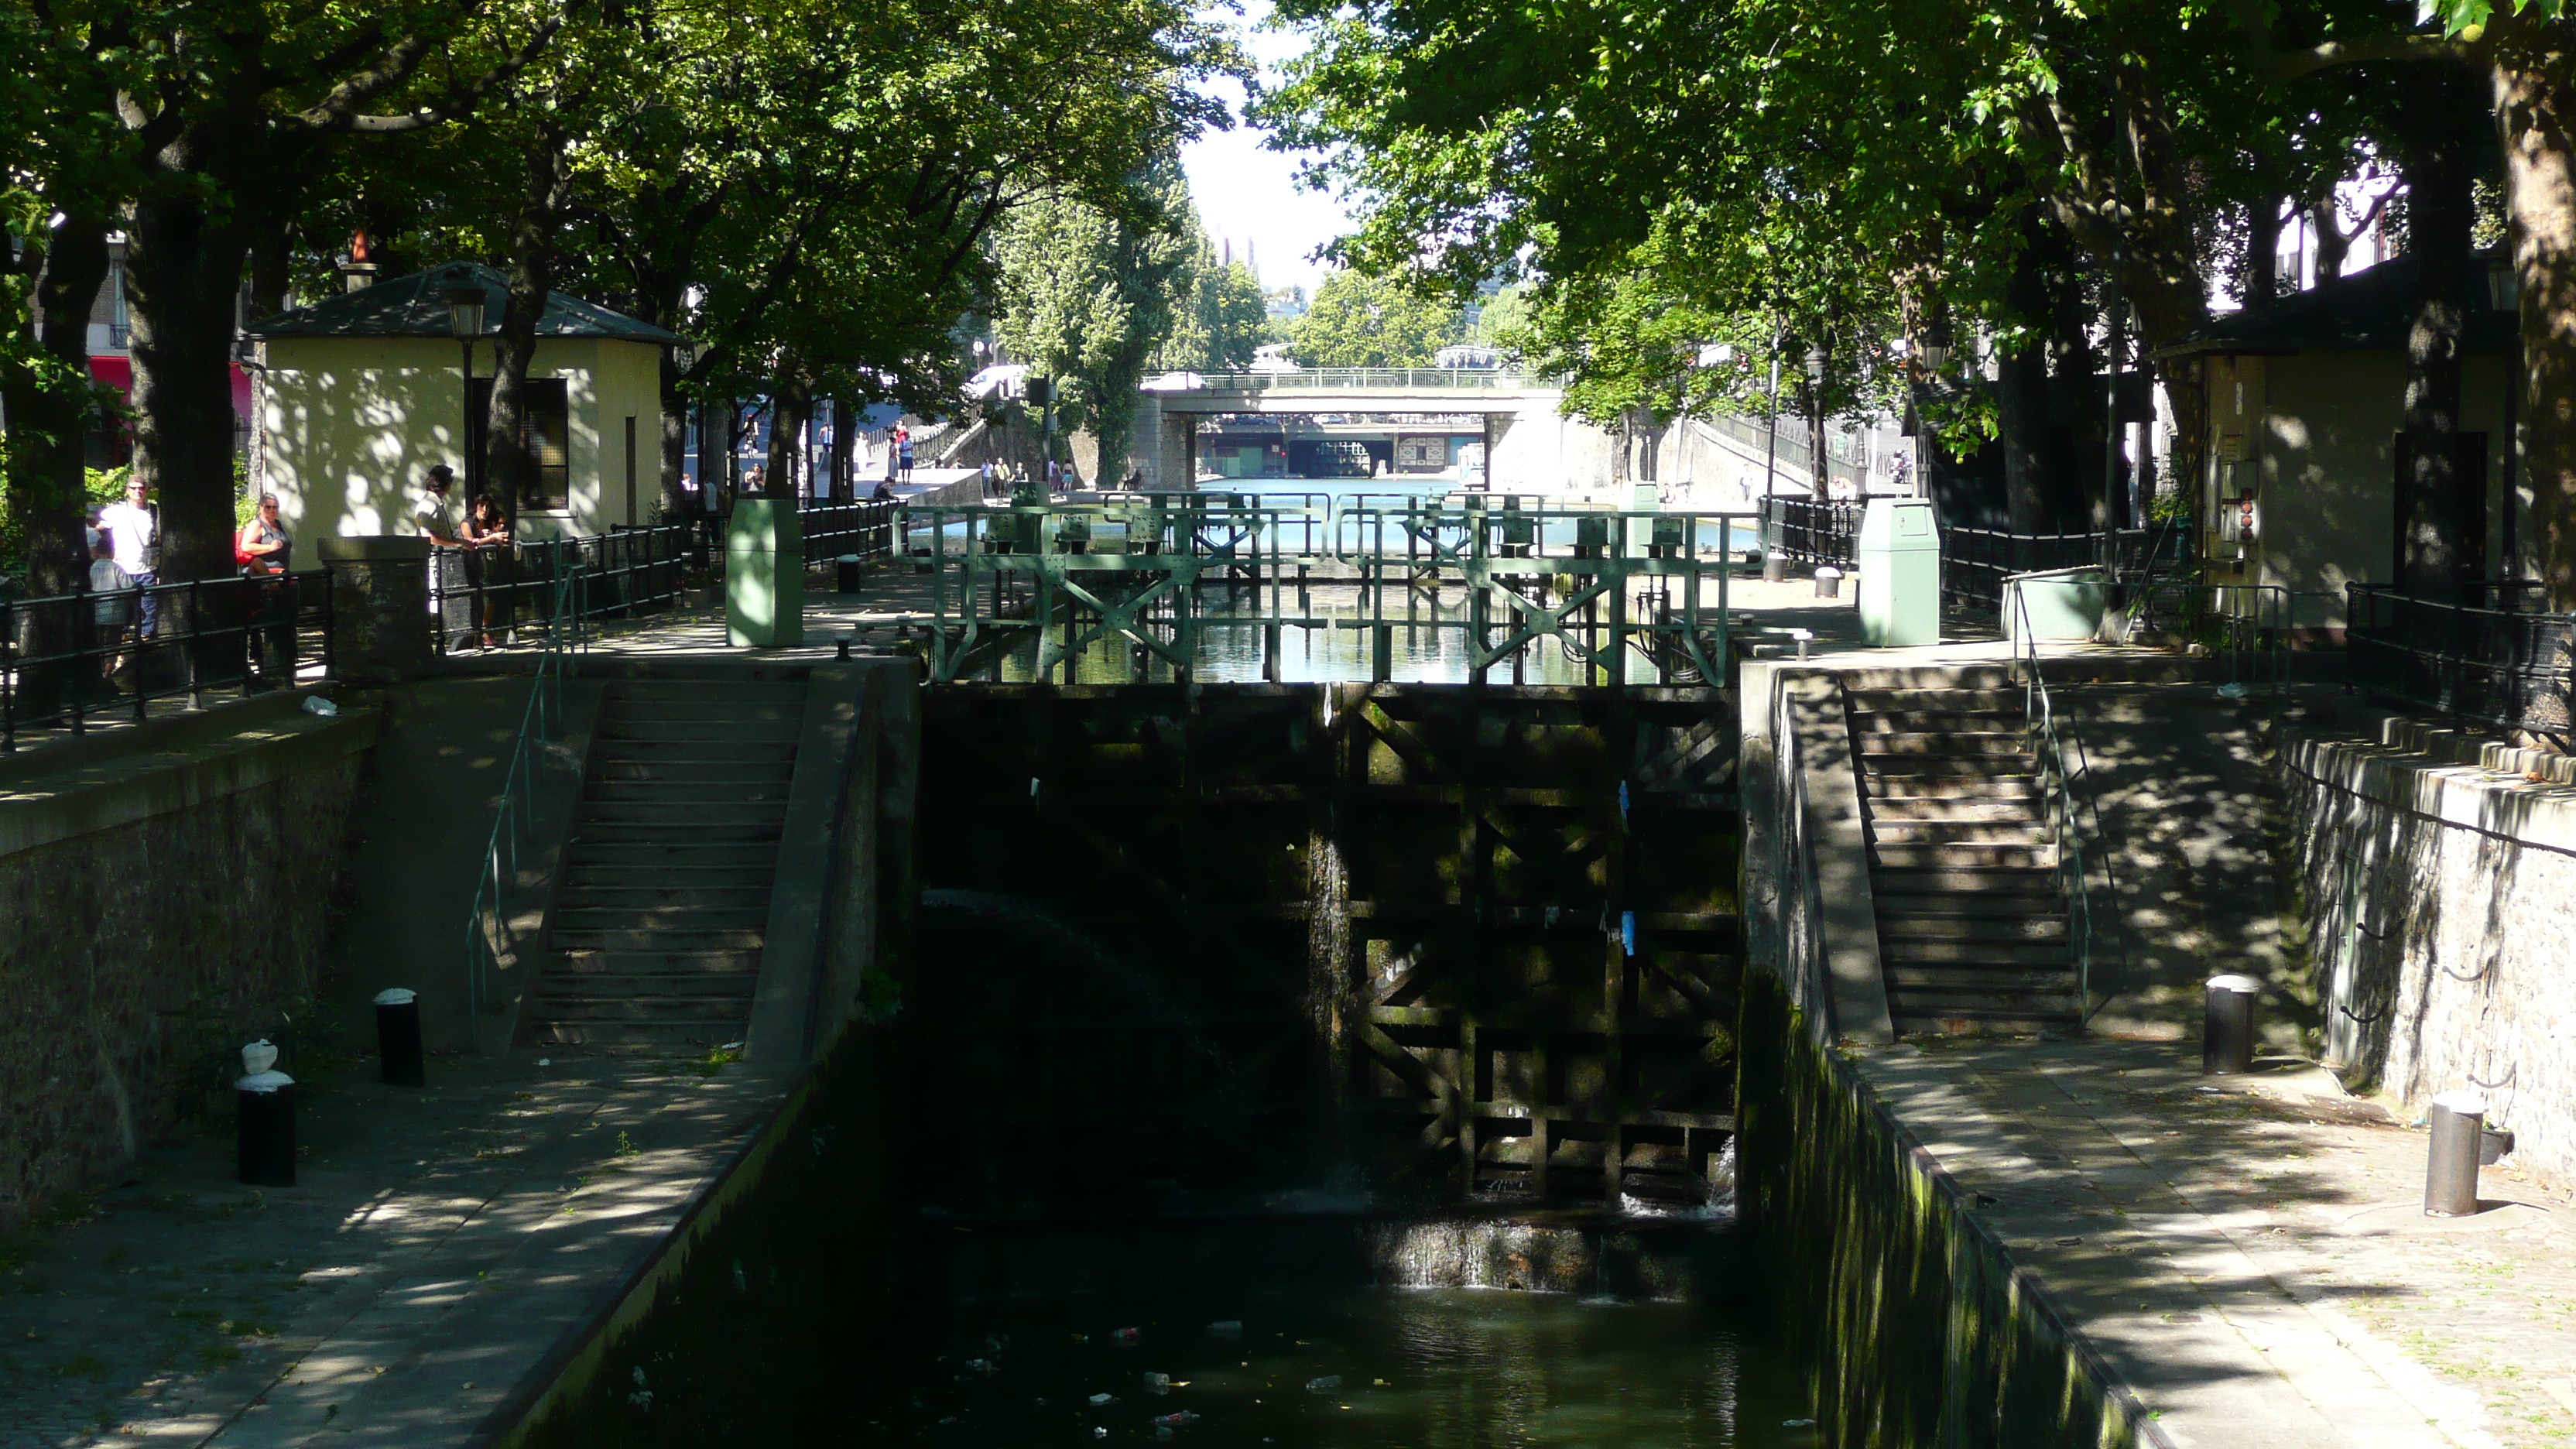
[468,376,573,511]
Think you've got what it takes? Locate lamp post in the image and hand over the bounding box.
[444,285,486,495]
[1804,344,1829,502]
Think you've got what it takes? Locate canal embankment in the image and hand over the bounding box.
[1745,653,2576,1446]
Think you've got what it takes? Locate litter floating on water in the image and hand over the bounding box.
[1092,1430,1107,1440]
[1784,1420,1817,1428]
[1305,1375,1341,1393]
[1206,1321,1243,1338]
[302,696,338,717]
[964,1358,996,1375]
[1142,1372,1171,1394]
[1373,1379,1389,1386]
[1089,1393,1116,1406]
[1154,1410,1200,1427]
[1111,1327,1142,1346]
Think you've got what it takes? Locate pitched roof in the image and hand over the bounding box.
[2156,251,2518,359]
[245,261,681,344]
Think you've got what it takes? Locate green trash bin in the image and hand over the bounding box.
[724,498,804,648]
[2002,566,2108,644]
[1857,497,1940,647]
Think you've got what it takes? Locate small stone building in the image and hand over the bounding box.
[246,261,679,542]
[2162,252,2523,633]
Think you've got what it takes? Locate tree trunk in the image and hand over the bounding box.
[124,144,259,585]
[2310,195,2352,283]
[2397,81,2478,598]
[2496,19,2576,609]
[1999,211,2059,532]
[2245,195,2282,308]
[762,375,811,499]
[660,354,691,518]
[488,118,573,522]
[3,214,114,721]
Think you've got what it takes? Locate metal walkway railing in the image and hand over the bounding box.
[463,563,589,1015]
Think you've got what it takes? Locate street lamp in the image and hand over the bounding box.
[1918,323,1953,372]
[444,284,486,494]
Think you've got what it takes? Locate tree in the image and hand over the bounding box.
[1287,268,1462,367]
[1163,209,1269,373]
[989,164,1196,473]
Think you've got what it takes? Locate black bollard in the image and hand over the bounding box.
[2424,1091,2485,1218]
[374,988,425,1087]
[2201,975,2258,1075]
[235,1042,296,1187]
[838,554,863,594]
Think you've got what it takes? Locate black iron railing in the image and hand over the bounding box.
[429,525,690,653]
[1772,496,1861,569]
[1940,526,2187,615]
[800,498,899,569]
[2348,583,2574,735]
[0,570,333,752]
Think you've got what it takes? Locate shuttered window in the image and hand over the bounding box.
[467,376,574,511]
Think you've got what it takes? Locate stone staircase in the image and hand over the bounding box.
[524,678,807,1052]
[1848,683,2082,1033]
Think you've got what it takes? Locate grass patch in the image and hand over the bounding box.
[683,1043,745,1077]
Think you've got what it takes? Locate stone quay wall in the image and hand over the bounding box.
[0,695,377,1231]
[2282,718,2576,1190]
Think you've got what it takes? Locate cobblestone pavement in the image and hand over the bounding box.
[1872,1037,2576,1448]
[0,1047,753,1449]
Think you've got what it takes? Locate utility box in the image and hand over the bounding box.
[2002,567,2108,644]
[1625,481,1660,557]
[1857,496,1940,647]
[725,498,805,648]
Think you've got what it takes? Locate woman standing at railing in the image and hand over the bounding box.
[462,494,513,650]
[236,493,296,680]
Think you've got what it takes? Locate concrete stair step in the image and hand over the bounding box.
[535,996,755,1023]
[552,885,773,907]
[570,820,785,844]
[1872,867,2060,894]
[550,903,769,927]
[1876,914,2068,940]
[1864,798,2047,822]
[1856,756,2038,779]
[1886,966,2081,992]
[577,803,792,826]
[550,927,765,951]
[1855,733,2032,758]
[1880,939,2074,966]
[1848,713,2026,734]
[1870,843,2052,869]
[1848,688,2023,713]
[591,740,797,762]
[559,950,762,973]
[533,969,752,990]
[1863,777,2041,800]
[1867,821,2053,845]
[584,779,794,800]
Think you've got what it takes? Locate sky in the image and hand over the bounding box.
[1178,1,1356,296]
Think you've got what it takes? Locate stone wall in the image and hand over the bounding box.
[1735,974,2168,1449]
[2282,717,2576,1189]
[0,697,375,1231]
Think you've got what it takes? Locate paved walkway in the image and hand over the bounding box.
[0,1050,773,1449]
[1856,1036,2574,1447]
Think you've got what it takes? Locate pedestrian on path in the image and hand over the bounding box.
[897,426,913,481]
[98,477,159,639]
[237,492,296,678]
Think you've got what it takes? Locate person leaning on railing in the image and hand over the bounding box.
[235,492,296,680]
[416,465,474,652]
[461,494,513,651]
[87,533,136,683]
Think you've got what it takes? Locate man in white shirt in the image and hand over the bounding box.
[416,466,471,651]
[97,478,159,637]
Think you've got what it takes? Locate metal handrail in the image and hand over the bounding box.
[2005,578,2096,1026]
[2346,581,2575,735]
[463,560,588,1014]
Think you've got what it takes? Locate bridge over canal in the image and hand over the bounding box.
[1133,369,1619,494]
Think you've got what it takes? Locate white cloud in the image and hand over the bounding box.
[1180,0,1355,295]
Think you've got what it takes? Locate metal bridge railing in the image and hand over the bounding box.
[886,497,1756,690]
[463,561,589,1016]
[1183,368,1540,393]
[1768,497,1862,570]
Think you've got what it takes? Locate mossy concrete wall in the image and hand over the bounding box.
[0,693,377,1231]
[1735,974,2167,1449]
